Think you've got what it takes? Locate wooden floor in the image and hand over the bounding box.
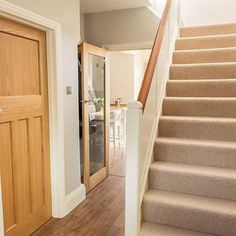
[32,176,125,236]
[33,144,126,236]
[109,143,126,177]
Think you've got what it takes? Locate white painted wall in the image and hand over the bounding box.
[110,50,151,104]
[131,50,151,99]
[6,0,82,195]
[80,13,85,40]
[80,0,150,14]
[149,0,167,17]
[181,0,236,26]
[110,52,135,104]
[84,7,160,47]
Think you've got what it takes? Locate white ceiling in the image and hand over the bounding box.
[80,0,151,14]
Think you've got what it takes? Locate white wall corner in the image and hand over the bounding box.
[63,184,86,216]
[147,6,162,18]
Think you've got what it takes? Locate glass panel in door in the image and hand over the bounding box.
[87,54,105,176]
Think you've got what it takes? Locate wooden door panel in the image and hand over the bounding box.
[29,117,45,212]
[14,119,32,219]
[0,32,40,96]
[0,122,17,233]
[0,17,51,236]
[0,96,43,123]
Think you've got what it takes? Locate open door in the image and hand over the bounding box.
[79,42,109,193]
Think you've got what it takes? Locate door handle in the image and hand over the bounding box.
[80,99,95,104]
[0,107,4,114]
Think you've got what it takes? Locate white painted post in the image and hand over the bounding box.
[125,101,143,236]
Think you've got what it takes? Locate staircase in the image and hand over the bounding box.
[140,23,236,236]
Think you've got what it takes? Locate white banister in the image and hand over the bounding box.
[125,1,180,235]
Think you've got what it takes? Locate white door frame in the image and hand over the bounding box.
[0,0,67,233]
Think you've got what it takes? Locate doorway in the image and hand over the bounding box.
[0,17,52,235]
[79,43,109,193]
[109,49,151,177]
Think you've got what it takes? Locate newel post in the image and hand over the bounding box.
[125,101,143,236]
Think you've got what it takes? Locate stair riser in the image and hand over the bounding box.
[176,36,236,50]
[143,199,236,236]
[180,24,236,37]
[141,223,213,236]
[155,141,236,169]
[159,118,236,142]
[149,168,236,200]
[173,49,236,64]
[170,64,236,80]
[163,99,236,118]
[167,80,236,97]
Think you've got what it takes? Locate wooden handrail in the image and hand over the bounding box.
[137,0,172,111]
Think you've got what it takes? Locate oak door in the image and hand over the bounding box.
[79,43,109,193]
[0,17,52,235]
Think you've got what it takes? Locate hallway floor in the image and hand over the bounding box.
[109,143,126,177]
[33,144,126,236]
[33,176,125,236]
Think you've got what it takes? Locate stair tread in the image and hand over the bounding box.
[173,47,236,64]
[174,46,236,53]
[177,33,236,41]
[168,78,236,83]
[150,161,236,178]
[171,61,236,67]
[176,33,236,51]
[160,116,236,142]
[140,222,214,236]
[160,115,236,122]
[164,97,236,101]
[180,23,236,38]
[181,22,236,31]
[144,189,236,214]
[156,137,236,148]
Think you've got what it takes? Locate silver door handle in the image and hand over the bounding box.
[80,99,94,104]
[0,107,4,114]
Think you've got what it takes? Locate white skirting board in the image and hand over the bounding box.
[63,184,86,216]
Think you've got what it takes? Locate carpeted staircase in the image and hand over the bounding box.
[140,23,236,236]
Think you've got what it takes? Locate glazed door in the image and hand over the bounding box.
[79,43,109,192]
[0,17,52,235]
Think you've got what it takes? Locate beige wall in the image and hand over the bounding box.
[181,0,236,26]
[84,7,160,47]
[6,0,81,195]
[80,13,85,40]
[131,50,151,99]
[110,52,135,104]
[110,50,151,104]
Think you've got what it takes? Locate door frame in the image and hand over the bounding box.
[80,42,110,193]
[0,0,69,233]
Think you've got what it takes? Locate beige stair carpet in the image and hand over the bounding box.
[141,23,236,236]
